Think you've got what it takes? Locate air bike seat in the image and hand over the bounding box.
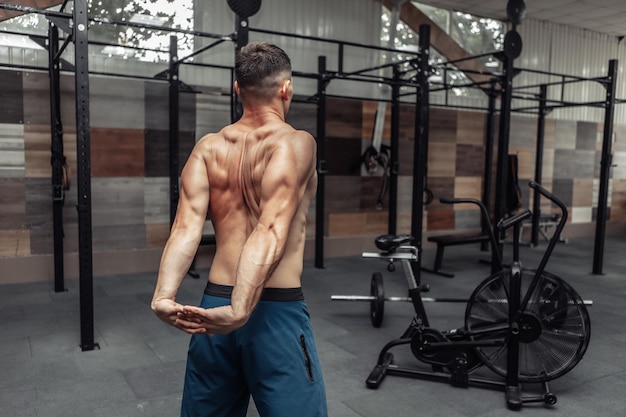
[374,234,415,253]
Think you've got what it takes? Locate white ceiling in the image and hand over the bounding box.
[415,0,626,39]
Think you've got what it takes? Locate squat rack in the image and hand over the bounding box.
[509,62,624,273]
[0,0,238,351]
[0,0,97,351]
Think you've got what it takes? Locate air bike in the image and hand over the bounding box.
[332,181,591,409]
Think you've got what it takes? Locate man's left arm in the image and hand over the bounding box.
[151,149,209,330]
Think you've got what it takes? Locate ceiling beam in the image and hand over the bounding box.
[383,0,496,90]
[0,0,65,22]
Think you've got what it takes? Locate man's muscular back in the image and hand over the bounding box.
[196,118,317,289]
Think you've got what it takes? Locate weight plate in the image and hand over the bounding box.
[507,0,527,26]
[503,30,523,59]
[370,273,385,327]
[227,0,262,18]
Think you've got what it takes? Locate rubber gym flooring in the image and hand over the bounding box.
[1,234,625,417]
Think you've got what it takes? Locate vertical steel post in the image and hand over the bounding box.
[410,24,430,281]
[493,53,514,262]
[388,65,400,234]
[315,56,327,269]
[169,35,180,227]
[531,84,548,247]
[49,22,65,293]
[74,0,97,351]
[481,80,497,254]
[231,16,248,122]
[593,59,618,275]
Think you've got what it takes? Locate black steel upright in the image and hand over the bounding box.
[74,0,97,351]
[410,24,430,279]
[231,15,249,122]
[388,65,401,234]
[315,56,327,268]
[481,80,497,255]
[48,22,65,293]
[593,59,618,275]
[531,84,548,247]
[493,53,514,251]
[168,36,180,227]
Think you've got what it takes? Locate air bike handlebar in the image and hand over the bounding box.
[438,196,502,269]
[438,181,569,272]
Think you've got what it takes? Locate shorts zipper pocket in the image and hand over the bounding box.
[300,334,314,381]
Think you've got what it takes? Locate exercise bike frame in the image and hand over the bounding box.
[365,181,585,409]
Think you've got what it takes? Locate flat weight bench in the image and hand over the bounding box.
[520,214,567,245]
[423,233,490,278]
[188,234,216,279]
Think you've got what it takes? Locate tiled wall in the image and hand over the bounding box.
[1,67,625,281]
[0,69,195,261]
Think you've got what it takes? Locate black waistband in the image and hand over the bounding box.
[204,282,305,302]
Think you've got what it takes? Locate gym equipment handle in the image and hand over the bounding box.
[497,209,532,231]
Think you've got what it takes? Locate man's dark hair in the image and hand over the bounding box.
[235,42,292,100]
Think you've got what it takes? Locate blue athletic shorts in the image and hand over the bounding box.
[181,283,328,417]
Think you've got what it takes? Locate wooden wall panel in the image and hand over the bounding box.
[25,178,53,255]
[615,124,626,152]
[552,179,573,206]
[428,143,456,177]
[145,81,169,131]
[457,110,485,145]
[429,108,457,143]
[286,100,317,138]
[144,130,196,177]
[554,119,576,150]
[426,177,454,210]
[196,93,231,138]
[426,209,454,231]
[541,148,554,181]
[0,123,25,177]
[509,147,534,180]
[399,104,416,142]
[22,72,76,127]
[93,224,146,251]
[0,230,30,257]
[0,178,26,230]
[325,137,362,176]
[326,176,362,213]
[455,144,483,177]
[611,179,626,220]
[24,124,77,178]
[91,177,144,227]
[573,178,594,207]
[328,211,388,236]
[144,81,196,133]
[326,98,362,139]
[328,212,366,236]
[362,101,391,141]
[576,121,597,151]
[454,176,482,203]
[509,114,537,147]
[455,208,482,230]
[398,138,415,175]
[0,70,23,124]
[553,149,576,179]
[359,176,386,210]
[146,223,170,248]
[91,127,145,177]
[144,177,169,225]
[397,175,413,213]
[543,118,556,149]
[90,77,145,129]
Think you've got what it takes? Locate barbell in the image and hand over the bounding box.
[332,273,592,328]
